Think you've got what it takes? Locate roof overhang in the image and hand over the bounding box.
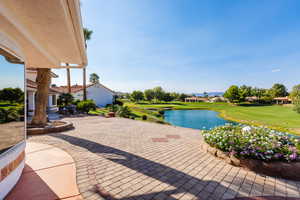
[0,0,87,69]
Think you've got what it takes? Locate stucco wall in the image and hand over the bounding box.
[87,84,114,107]
[72,84,114,107]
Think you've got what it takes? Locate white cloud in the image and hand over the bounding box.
[271,68,281,73]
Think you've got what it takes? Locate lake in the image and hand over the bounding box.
[164,110,233,130]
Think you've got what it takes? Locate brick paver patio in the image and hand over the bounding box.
[28,116,300,200]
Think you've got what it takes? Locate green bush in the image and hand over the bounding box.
[58,93,74,108]
[76,100,96,113]
[114,99,124,106]
[73,99,81,106]
[107,104,119,112]
[142,115,147,120]
[0,107,20,123]
[155,113,162,118]
[116,106,131,118]
[158,110,165,115]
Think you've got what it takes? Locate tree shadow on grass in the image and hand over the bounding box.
[237,103,273,107]
[48,133,294,200]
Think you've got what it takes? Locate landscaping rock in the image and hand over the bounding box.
[230,155,240,166]
[216,150,228,159]
[207,146,217,156]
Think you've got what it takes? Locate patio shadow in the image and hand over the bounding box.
[49,133,289,199]
[5,165,59,200]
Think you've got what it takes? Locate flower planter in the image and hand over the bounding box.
[107,112,115,118]
[201,142,300,181]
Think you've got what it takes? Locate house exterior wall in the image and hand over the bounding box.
[72,84,114,107]
[73,91,84,101]
[87,84,114,107]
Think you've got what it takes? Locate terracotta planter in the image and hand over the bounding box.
[107,112,115,118]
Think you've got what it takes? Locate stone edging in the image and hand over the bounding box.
[27,121,74,135]
[200,142,300,181]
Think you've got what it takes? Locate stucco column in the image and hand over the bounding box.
[28,91,35,115]
[48,95,52,107]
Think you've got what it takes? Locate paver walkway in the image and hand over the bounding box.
[28,116,300,200]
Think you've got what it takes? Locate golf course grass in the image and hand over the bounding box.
[124,101,300,135]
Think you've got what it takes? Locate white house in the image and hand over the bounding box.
[53,83,115,107]
[26,69,60,117]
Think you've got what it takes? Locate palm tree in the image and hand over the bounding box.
[66,64,71,93]
[31,68,51,126]
[83,28,93,101]
[89,73,100,84]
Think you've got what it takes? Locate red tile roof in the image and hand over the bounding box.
[52,83,115,94]
[26,79,60,94]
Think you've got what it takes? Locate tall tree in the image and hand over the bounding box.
[31,68,51,126]
[290,84,300,113]
[290,84,300,101]
[131,91,144,102]
[83,28,93,100]
[239,85,252,101]
[153,86,165,101]
[89,73,100,84]
[270,83,288,97]
[224,85,240,103]
[144,89,155,102]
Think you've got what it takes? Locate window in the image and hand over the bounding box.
[52,95,57,105]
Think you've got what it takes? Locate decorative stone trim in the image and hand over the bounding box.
[0,151,25,182]
[27,121,74,135]
[201,142,300,181]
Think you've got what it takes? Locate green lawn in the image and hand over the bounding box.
[124,101,300,135]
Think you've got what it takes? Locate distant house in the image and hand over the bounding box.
[26,69,60,117]
[53,83,115,107]
[245,96,259,103]
[273,97,292,104]
[185,97,209,102]
[209,97,228,103]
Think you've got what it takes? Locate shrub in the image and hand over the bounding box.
[202,125,300,162]
[116,106,131,118]
[76,100,96,113]
[73,99,81,106]
[0,108,20,123]
[58,93,74,108]
[158,110,165,115]
[107,104,119,112]
[142,115,147,120]
[114,99,123,106]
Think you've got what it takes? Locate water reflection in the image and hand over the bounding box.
[0,56,25,154]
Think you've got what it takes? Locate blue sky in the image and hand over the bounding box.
[0,56,24,89]
[2,1,300,93]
